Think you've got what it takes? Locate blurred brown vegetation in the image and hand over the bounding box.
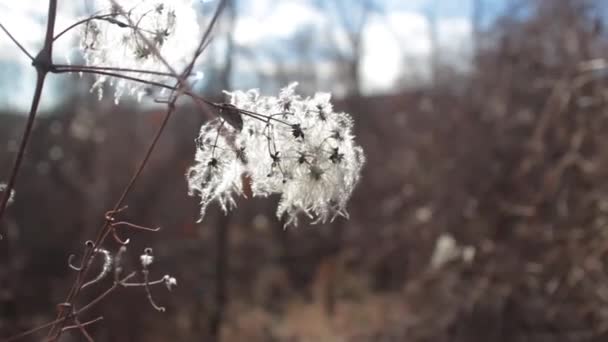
[4,0,608,341]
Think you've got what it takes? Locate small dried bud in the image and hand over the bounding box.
[140,248,154,268]
[217,103,244,131]
[187,83,365,226]
[163,275,178,291]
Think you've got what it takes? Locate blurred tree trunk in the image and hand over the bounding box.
[472,0,483,57]
[330,0,373,98]
[426,0,439,87]
[218,0,236,92]
[209,213,231,342]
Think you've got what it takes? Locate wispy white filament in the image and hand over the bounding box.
[80,0,200,103]
[187,83,365,226]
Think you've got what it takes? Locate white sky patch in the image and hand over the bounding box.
[0,0,474,110]
[362,11,472,93]
[0,6,44,61]
[362,11,430,94]
[438,17,473,70]
[0,2,79,109]
[234,2,323,46]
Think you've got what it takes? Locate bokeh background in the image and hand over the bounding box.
[3,0,608,341]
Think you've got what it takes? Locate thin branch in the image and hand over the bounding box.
[61,316,104,333]
[53,14,113,42]
[47,1,227,338]
[42,0,58,55]
[111,221,160,232]
[121,276,166,287]
[0,71,46,233]
[72,317,95,342]
[54,64,183,78]
[81,249,113,289]
[76,272,136,315]
[3,318,66,342]
[47,90,180,339]
[142,270,166,312]
[0,22,34,60]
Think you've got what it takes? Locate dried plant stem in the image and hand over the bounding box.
[54,64,182,78]
[4,318,66,342]
[4,0,226,340]
[46,101,179,339]
[53,14,114,42]
[61,316,104,333]
[54,67,177,92]
[0,22,34,61]
[0,72,46,227]
[0,0,58,229]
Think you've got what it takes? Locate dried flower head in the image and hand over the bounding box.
[80,0,200,103]
[187,83,365,226]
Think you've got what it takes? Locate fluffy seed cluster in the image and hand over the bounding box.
[80,0,200,102]
[187,83,365,226]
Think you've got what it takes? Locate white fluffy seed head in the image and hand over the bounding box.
[187,83,365,226]
[80,0,200,103]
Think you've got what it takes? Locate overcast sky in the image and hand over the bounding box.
[0,0,506,111]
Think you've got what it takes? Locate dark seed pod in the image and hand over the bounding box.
[329,147,344,164]
[218,103,244,131]
[292,124,305,139]
[105,17,129,28]
[236,147,248,164]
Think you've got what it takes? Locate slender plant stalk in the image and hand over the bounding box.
[47,2,226,336]
[2,0,226,339]
[53,14,114,42]
[0,22,34,61]
[45,101,179,340]
[0,72,46,225]
[0,0,58,229]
